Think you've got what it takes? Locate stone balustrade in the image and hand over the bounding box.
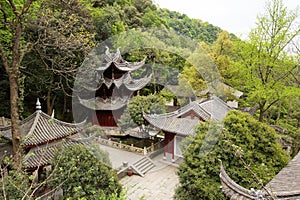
[97,137,164,155]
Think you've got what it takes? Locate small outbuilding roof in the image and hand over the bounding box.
[143,113,199,136]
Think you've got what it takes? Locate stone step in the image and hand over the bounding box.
[132,156,155,176]
[139,162,154,174]
[133,156,148,166]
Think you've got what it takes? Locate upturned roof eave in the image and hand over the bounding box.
[219,161,264,199]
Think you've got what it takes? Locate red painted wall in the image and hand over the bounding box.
[164,132,175,155]
[93,110,123,127]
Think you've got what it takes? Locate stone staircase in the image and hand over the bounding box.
[131,156,155,177]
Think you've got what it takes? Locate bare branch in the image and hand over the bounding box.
[21,0,35,16]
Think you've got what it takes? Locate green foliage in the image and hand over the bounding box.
[0,167,33,199]
[0,65,10,117]
[51,144,122,199]
[231,0,300,122]
[0,154,35,199]
[175,110,289,200]
[118,95,165,131]
[22,0,96,116]
[1,0,224,120]
[180,31,236,95]
[156,9,223,44]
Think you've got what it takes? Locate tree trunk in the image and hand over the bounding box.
[276,102,282,122]
[258,102,266,122]
[46,74,55,115]
[62,94,67,118]
[9,17,22,160]
[9,75,21,157]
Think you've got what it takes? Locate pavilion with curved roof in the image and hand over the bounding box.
[0,99,85,170]
[78,47,152,127]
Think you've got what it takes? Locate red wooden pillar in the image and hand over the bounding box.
[164,132,175,161]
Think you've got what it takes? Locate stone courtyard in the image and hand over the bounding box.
[98,144,179,200]
[120,154,179,200]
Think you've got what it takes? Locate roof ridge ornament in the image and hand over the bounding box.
[36,98,41,112]
[51,109,55,119]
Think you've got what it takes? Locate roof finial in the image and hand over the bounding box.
[51,109,55,118]
[105,46,110,55]
[36,98,41,111]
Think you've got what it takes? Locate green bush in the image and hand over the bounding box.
[50,144,122,199]
[175,110,289,200]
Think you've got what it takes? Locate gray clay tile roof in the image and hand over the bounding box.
[23,134,85,169]
[122,73,152,91]
[199,96,232,121]
[143,113,200,136]
[23,139,76,169]
[220,161,266,200]
[81,72,152,92]
[220,151,300,199]
[79,96,130,111]
[96,47,146,72]
[144,96,232,136]
[79,73,152,111]
[265,151,300,199]
[0,111,85,148]
[144,101,211,122]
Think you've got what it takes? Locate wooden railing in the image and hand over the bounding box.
[97,137,164,155]
[0,117,10,127]
[146,140,164,153]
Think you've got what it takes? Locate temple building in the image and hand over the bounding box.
[144,95,232,161]
[0,99,85,170]
[78,47,152,127]
[220,150,300,199]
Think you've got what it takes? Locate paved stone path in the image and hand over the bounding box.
[120,154,179,200]
[98,143,180,199]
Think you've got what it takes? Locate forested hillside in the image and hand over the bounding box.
[0,0,224,120]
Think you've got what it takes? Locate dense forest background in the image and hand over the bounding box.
[0,0,225,120]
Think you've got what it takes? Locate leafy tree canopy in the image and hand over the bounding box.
[118,94,165,131]
[231,0,300,122]
[50,144,123,199]
[175,110,290,200]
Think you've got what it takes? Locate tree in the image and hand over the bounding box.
[233,0,300,122]
[0,164,33,199]
[24,0,95,115]
[118,95,165,131]
[175,110,289,200]
[180,31,236,96]
[51,144,123,199]
[211,31,235,81]
[0,0,36,158]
